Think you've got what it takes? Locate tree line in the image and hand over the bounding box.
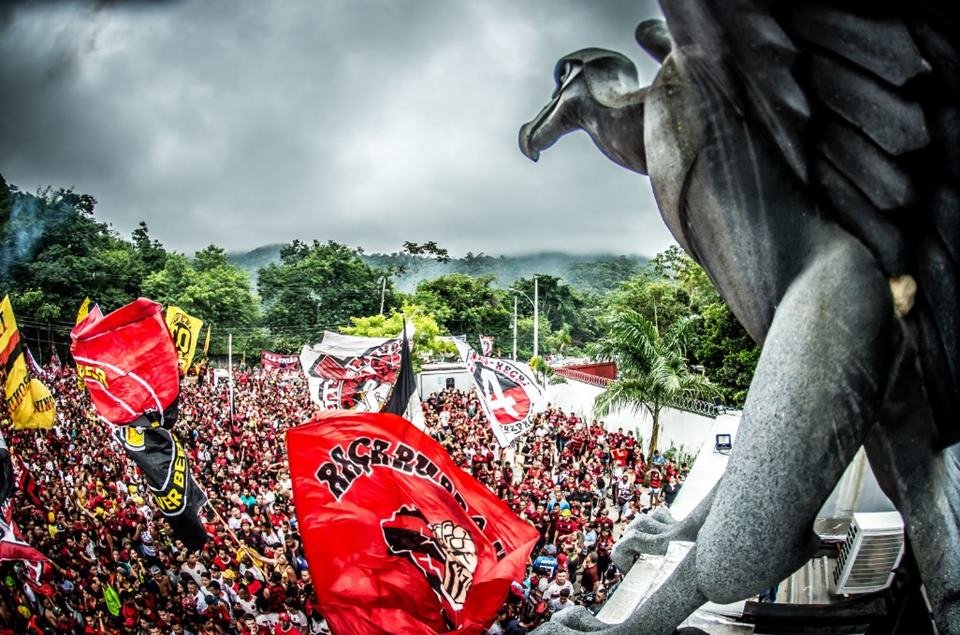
[0,175,758,406]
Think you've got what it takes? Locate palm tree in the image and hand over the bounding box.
[590,310,717,459]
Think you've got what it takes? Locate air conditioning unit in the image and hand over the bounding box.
[832,511,904,595]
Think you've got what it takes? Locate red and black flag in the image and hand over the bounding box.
[288,411,538,635]
[452,338,545,447]
[299,324,415,412]
[0,432,50,592]
[12,455,42,508]
[70,298,208,550]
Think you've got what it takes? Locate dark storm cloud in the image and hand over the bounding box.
[0,0,673,258]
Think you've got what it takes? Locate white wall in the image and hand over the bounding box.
[544,380,722,456]
[418,369,473,399]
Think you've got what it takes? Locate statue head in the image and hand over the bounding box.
[518,20,673,176]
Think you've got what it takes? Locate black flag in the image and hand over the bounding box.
[114,403,208,551]
[383,321,416,418]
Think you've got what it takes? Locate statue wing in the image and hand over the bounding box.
[659,0,959,444]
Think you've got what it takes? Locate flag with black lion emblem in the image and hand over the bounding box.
[288,411,538,635]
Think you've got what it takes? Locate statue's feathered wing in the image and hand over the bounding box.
[661,0,959,446]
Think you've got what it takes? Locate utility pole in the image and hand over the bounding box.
[379,276,387,315]
[227,333,235,424]
[533,276,539,359]
[512,295,518,361]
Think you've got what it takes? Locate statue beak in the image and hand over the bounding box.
[518,96,559,162]
[518,122,541,162]
[518,91,572,163]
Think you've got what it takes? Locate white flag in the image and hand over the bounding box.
[299,323,416,413]
[452,337,545,447]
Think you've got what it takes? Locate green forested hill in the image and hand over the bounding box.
[228,244,647,294]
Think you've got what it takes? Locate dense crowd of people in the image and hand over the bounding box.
[0,368,687,635]
[2,366,317,635]
[422,388,688,633]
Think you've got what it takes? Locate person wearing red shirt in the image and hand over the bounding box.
[665,460,679,480]
[623,432,637,461]
[595,528,615,575]
[240,616,270,635]
[272,613,303,635]
[608,428,624,448]
[555,510,581,539]
[595,513,614,533]
[647,467,663,505]
[611,446,629,469]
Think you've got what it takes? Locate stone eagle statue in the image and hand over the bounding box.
[519,1,959,633]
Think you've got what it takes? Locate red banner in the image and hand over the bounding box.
[70,299,207,549]
[261,350,301,370]
[70,298,180,426]
[288,411,538,635]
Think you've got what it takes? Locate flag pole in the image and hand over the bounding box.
[513,296,518,361]
[204,500,267,579]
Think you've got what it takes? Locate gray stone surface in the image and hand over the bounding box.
[519,3,959,634]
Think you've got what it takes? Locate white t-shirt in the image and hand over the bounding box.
[234,595,257,617]
[545,580,574,601]
[181,561,208,585]
[227,512,253,531]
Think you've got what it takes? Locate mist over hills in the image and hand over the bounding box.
[227,244,648,294]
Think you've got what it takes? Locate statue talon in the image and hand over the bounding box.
[541,606,609,634]
[625,513,671,536]
[614,509,702,568]
[648,507,676,526]
[612,524,672,569]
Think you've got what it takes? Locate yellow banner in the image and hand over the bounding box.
[75,297,92,391]
[0,296,55,429]
[165,306,203,373]
[76,296,91,324]
[190,324,212,375]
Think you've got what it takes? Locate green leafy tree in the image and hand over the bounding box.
[402,241,451,264]
[258,240,395,346]
[568,256,645,294]
[143,247,260,355]
[411,274,512,349]
[510,275,598,350]
[1,184,142,320]
[142,254,197,304]
[591,310,717,457]
[606,276,690,334]
[131,221,167,278]
[457,252,494,275]
[513,315,552,361]
[340,303,456,369]
[545,323,573,357]
[192,245,230,273]
[696,302,760,407]
[608,247,720,334]
[529,355,567,387]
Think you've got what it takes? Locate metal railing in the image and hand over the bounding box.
[550,366,729,418]
[552,366,612,387]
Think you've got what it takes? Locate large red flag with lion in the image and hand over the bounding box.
[287,411,538,635]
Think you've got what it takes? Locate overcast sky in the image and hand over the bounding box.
[0,0,672,258]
